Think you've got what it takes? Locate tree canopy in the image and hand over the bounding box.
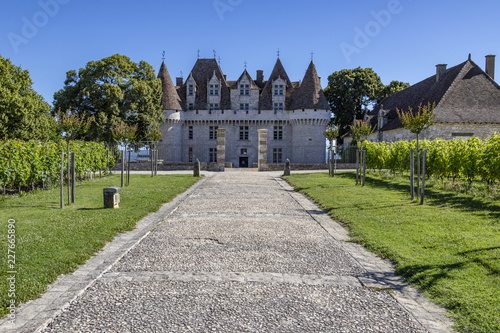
[323,67,408,142]
[0,55,56,141]
[53,54,163,143]
[378,80,410,103]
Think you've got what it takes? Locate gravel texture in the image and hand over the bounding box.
[44,281,426,333]
[37,171,440,332]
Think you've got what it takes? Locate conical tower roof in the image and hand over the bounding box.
[157,61,182,111]
[290,61,330,110]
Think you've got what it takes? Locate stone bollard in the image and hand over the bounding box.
[283,159,291,176]
[103,187,121,209]
[193,159,201,177]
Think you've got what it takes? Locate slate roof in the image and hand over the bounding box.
[157,61,182,111]
[188,58,231,110]
[259,58,295,110]
[369,57,500,131]
[236,69,260,90]
[290,61,330,110]
[157,58,330,112]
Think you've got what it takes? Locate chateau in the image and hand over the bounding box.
[156,57,331,168]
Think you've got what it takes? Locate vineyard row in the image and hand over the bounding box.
[0,140,114,190]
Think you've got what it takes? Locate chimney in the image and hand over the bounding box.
[176,77,183,86]
[486,55,495,80]
[223,74,227,81]
[436,64,447,82]
[256,70,264,85]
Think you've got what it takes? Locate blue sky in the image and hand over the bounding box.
[2,0,500,105]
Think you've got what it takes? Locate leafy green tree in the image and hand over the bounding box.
[378,80,410,102]
[323,67,383,141]
[0,55,56,140]
[397,102,436,201]
[53,54,163,143]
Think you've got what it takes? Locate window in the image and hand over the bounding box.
[239,126,249,140]
[209,126,218,140]
[241,148,247,155]
[274,126,283,140]
[273,148,283,163]
[240,103,249,114]
[209,84,219,96]
[209,148,217,163]
[188,84,194,96]
[188,103,194,111]
[274,84,284,96]
[188,147,193,163]
[188,126,193,140]
[273,103,284,114]
[239,84,250,95]
[209,103,219,114]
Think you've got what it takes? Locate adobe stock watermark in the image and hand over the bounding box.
[340,0,408,63]
[8,0,71,53]
[213,0,243,21]
[6,219,17,325]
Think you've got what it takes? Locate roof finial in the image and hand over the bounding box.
[213,50,216,59]
[218,56,221,65]
[244,61,247,69]
[277,48,280,59]
[468,53,471,61]
[197,49,200,59]
[162,51,165,61]
[311,51,314,62]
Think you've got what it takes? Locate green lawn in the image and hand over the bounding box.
[285,172,500,333]
[0,174,199,316]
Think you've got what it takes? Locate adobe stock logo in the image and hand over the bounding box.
[340,0,407,63]
[213,0,243,21]
[8,0,71,53]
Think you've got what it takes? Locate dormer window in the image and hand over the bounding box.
[274,84,284,96]
[188,84,194,96]
[209,84,219,96]
[239,84,250,95]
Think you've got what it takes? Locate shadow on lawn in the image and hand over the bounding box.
[397,261,466,291]
[336,173,500,221]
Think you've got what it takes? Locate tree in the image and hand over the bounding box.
[323,67,383,142]
[323,125,339,177]
[397,102,436,203]
[377,80,410,102]
[350,120,374,186]
[0,55,56,140]
[53,54,163,143]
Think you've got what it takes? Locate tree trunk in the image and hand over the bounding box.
[416,135,420,199]
[67,140,70,205]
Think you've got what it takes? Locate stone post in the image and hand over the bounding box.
[216,128,226,171]
[103,187,121,209]
[193,158,201,177]
[283,159,291,176]
[257,129,268,171]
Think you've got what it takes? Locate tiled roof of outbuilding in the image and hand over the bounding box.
[369,57,500,132]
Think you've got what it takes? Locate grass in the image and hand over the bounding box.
[0,173,200,317]
[285,172,500,333]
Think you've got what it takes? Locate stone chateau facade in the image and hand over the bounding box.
[156,57,331,168]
